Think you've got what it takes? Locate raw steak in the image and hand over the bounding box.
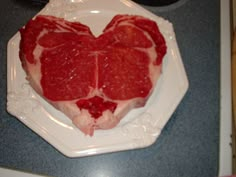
[19,15,167,136]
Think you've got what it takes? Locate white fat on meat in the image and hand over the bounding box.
[50,96,146,136]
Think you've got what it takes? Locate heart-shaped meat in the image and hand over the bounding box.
[19,15,167,136]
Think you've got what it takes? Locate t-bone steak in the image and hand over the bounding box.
[19,14,167,136]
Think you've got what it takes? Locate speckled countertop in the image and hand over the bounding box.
[0,0,221,177]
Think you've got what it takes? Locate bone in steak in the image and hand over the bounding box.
[19,15,167,136]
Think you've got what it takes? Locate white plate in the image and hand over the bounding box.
[7,0,188,157]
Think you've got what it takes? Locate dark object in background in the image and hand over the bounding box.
[132,0,179,6]
[13,0,48,8]
[32,0,49,6]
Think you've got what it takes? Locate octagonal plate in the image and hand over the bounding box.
[7,0,188,157]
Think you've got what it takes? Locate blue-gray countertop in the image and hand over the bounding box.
[0,0,220,177]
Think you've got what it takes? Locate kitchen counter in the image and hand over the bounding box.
[0,0,228,177]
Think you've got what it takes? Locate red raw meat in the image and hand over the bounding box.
[19,15,167,136]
